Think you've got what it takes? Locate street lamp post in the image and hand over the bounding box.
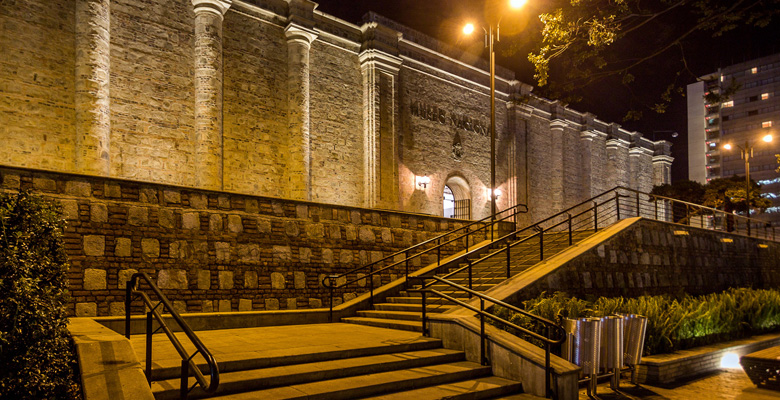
[723,134,773,236]
[463,0,526,227]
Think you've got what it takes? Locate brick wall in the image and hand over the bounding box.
[1,166,490,317]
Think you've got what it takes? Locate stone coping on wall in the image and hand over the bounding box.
[636,332,780,385]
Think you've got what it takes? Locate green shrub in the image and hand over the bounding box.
[496,288,780,356]
[0,191,80,399]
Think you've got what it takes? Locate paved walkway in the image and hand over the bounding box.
[579,369,780,399]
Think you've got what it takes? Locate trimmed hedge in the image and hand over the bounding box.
[495,288,780,356]
[0,191,81,399]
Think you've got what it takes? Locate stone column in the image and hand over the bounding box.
[192,0,231,190]
[653,155,674,186]
[284,24,318,201]
[359,49,403,209]
[75,0,111,176]
[549,119,566,213]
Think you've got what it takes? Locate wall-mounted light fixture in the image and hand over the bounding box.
[487,188,502,199]
[416,175,431,189]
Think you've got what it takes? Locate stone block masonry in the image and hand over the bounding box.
[1,166,485,317]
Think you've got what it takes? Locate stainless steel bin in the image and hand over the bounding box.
[562,317,602,376]
[600,315,624,370]
[620,314,648,366]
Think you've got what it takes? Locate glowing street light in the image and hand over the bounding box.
[463,0,527,226]
[722,133,774,235]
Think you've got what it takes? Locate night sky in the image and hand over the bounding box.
[313,0,780,182]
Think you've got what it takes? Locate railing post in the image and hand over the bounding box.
[146,311,153,384]
[654,197,658,220]
[593,201,599,232]
[506,241,511,279]
[615,193,621,221]
[180,360,188,400]
[405,250,410,290]
[328,275,336,323]
[567,213,572,246]
[539,231,544,261]
[369,265,374,307]
[636,192,640,217]
[421,289,428,336]
[545,325,552,399]
[125,280,132,338]
[437,239,441,266]
[480,298,487,366]
[468,259,473,297]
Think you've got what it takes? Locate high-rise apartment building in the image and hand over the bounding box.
[688,53,780,222]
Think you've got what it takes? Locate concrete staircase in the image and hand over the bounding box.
[132,324,527,400]
[343,230,594,332]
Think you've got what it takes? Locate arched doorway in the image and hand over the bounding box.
[443,176,471,219]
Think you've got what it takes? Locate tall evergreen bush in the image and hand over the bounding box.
[0,191,80,399]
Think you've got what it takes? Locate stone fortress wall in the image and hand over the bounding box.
[0,0,672,223]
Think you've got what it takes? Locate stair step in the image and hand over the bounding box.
[151,348,466,400]
[342,317,423,332]
[205,361,492,400]
[357,310,423,321]
[361,375,524,400]
[373,303,454,313]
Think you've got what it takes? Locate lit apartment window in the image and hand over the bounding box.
[764,121,773,128]
[722,100,734,108]
[721,75,725,82]
[762,93,770,100]
[751,67,758,74]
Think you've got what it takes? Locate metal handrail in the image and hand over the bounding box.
[322,203,528,320]
[125,272,219,400]
[412,275,565,399]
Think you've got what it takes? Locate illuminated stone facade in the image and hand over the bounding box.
[1,0,671,224]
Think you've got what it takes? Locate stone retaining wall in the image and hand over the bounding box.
[1,166,503,317]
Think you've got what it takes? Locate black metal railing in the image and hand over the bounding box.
[125,272,219,400]
[412,276,566,399]
[321,203,529,321]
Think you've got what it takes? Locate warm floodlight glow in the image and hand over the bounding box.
[510,0,528,8]
[763,134,773,143]
[723,143,732,150]
[463,23,475,35]
[488,188,502,199]
[720,352,742,369]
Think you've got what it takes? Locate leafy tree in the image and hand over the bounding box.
[521,0,779,120]
[0,192,80,399]
[702,176,770,213]
[650,180,705,204]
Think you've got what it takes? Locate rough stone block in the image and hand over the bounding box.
[339,250,353,265]
[350,211,361,225]
[218,300,232,312]
[83,269,107,290]
[90,203,107,223]
[299,247,312,264]
[228,215,243,233]
[159,209,175,229]
[346,225,357,240]
[273,246,291,263]
[198,270,211,290]
[296,204,308,219]
[238,244,260,263]
[328,224,341,239]
[287,298,297,310]
[218,195,230,209]
[140,188,158,204]
[104,183,121,198]
[309,298,322,308]
[256,218,271,234]
[322,248,333,264]
[61,200,79,220]
[83,235,105,256]
[76,303,97,317]
[294,271,306,289]
[219,271,234,290]
[381,228,392,243]
[245,199,259,213]
[1,172,21,189]
[33,177,56,192]
[109,302,125,316]
[209,214,222,231]
[127,207,148,226]
[202,300,214,313]
[215,242,231,262]
[238,299,253,311]
[66,180,91,197]
[285,221,299,237]
[173,301,187,315]
[164,190,181,204]
[344,292,357,302]
[357,273,367,287]
[188,193,206,209]
[271,272,285,289]
[169,240,189,259]
[264,298,280,310]
[182,212,200,230]
[305,223,324,240]
[158,269,187,289]
[141,238,160,258]
[117,269,138,288]
[244,271,258,289]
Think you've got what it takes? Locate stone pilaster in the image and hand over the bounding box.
[549,119,566,213]
[75,0,111,176]
[192,0,231,190]
[580,130,608,197]
[606,138,631,190]
[630,146,654,193]
[284,23,318,201]
[653,155,674,186]
[359,49,402,209]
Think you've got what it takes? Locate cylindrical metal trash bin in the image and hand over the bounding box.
[620,314,648,365]
[562,317,602,376]
[600,315,624,370]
